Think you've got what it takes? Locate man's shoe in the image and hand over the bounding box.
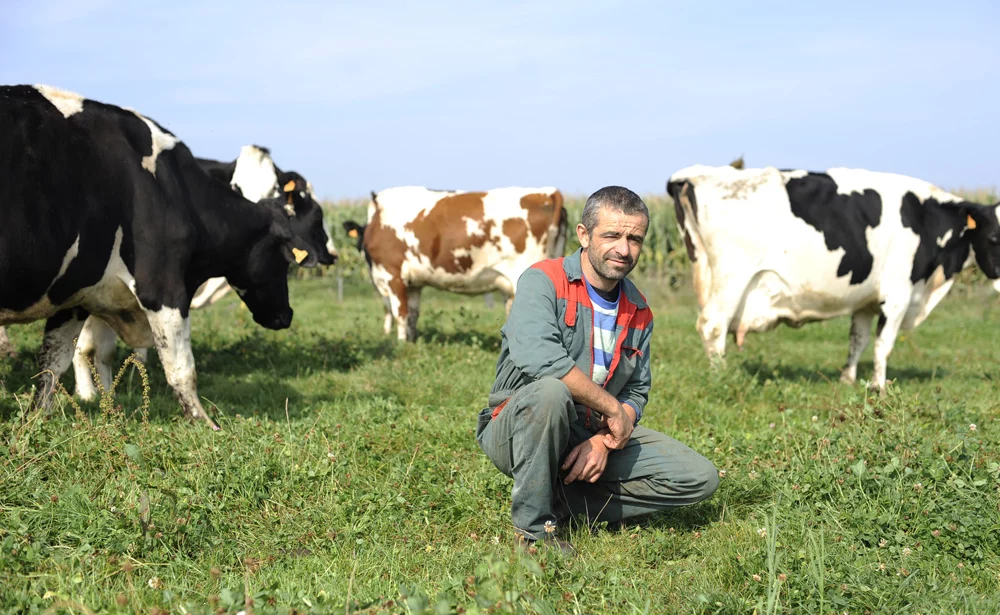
[515,533,576,557]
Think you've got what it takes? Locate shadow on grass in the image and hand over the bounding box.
[740,360,945,385]
[194,333,397,377]
[0,333,399,423]
[417,325,501,351]
[0,351,41,395]
[574,499,725,538]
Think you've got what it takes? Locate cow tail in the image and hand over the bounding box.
[545,190,568,258]
[667,179,711,308]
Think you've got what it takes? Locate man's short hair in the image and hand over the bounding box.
[581,186,649,234]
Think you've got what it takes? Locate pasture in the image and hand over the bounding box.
[2,197,1000,615]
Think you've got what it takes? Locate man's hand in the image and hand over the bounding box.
[601,403,636,450]
[561,433,610,483]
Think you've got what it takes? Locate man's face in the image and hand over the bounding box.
[577,208,648,284]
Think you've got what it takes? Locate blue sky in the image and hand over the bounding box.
[3,1,998,200]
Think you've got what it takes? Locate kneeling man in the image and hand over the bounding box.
[476,186,718,553]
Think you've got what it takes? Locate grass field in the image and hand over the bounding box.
[2,269,1000,615]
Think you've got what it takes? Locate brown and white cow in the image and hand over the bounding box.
[343,186,567,341]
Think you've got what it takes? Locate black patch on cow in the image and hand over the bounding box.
[899,192,971,284]
[43,307,86,331]
[666,180,698,262]
[785,173,882,284]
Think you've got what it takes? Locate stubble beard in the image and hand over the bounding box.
[587,246,635,283]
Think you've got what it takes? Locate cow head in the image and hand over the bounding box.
[229,209,319,329]
[966,203,1000,278]
[342,220,366,252]
[259,171,337,266]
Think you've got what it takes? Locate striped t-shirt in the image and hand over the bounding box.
[585,277,619,385]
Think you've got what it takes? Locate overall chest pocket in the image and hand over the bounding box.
[603,330,643,396]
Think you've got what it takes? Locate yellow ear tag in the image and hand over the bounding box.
[283,180,297,193]
[967,214,977,230]
[347,229,358,238]
[292,248,309,264]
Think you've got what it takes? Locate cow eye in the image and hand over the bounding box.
[990,233,1000,244]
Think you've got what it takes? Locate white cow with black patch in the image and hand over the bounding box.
[0,85,328,428]
[668,165,1000,391]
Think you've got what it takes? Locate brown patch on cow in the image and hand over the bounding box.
[520,192,559,243]
[502,218,528,252]
[364,208,410,315]
[403,192,492,274]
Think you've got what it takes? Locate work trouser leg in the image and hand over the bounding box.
[557,425,719,527]
[476,378,575,540]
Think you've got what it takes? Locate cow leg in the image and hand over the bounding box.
[696,289,743,364]
[370,266,407,340]
[840,311,875,384]
[33,308,88,410]
[495,276,515,318]
[190,277,230,309]
[73,316,117,401]
[871,306,904,394]
[381,296,393,336]
[0,326,16,358]
[145,307,219,430]
[388,284,410,342]
[405,286,422,342]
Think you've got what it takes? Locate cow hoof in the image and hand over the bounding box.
[865,380,885,395]
[839,372,856,385]
[186,411,221,431]
[708,355,726,369]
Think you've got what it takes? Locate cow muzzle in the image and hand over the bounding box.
[255,309,293,330]
[318,250,337,266]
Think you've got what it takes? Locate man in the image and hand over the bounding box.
[476,186,719,554]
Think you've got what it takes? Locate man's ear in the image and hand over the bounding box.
[576,223,590,249]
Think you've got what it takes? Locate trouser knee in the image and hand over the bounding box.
[520,378,574,427]
[688,455,720,502]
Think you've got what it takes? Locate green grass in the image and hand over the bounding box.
[2,274,1000,614]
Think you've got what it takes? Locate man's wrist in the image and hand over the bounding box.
[620,402,637,426]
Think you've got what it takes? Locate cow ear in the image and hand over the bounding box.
[280,238,318,268]
[343,221,362,238]
[269,216,315,267]
[285,228,319,268]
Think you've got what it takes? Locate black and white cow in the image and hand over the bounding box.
[191,146,339,308]
[197,144,282,202]
[667,165,1000,391]
[0,84,328,428]
[69,150,339,401]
